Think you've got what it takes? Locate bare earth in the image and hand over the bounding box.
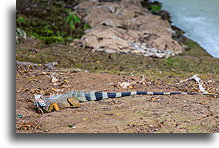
[16,70,219,133]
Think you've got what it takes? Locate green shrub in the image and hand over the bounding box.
[17,16,26,29]
[150,5,161,14]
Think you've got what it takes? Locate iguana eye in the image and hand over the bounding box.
[34,101,39,108]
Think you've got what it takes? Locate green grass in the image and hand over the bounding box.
[16,40,218,77]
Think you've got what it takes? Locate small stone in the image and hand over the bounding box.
[17,114,23,118]
[67,124,76,128]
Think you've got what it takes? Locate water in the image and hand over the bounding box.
[151,0,219,58]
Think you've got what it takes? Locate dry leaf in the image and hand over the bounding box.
[82,118,88,121]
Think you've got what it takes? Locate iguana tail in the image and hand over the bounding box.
[76,91,218,102]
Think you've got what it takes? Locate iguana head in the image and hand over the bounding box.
[34,94,47,113]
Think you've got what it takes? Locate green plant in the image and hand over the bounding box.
[165,57,176,69]
[83,23,90,30]
[32,26,66,45]
[65,12,81,37]
[17,16,26,29]
[150,5,161,14]
[44,25,53,36]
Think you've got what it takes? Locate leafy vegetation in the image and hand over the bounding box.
[65,12,81,37]
[150,5,161,14]
[141,0,162,14]
[32,25,65,44]
[17,16,26,29]
[16,0,90,45]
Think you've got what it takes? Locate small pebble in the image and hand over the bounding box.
[17,114,23,118]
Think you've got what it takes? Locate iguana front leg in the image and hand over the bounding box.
[48,103,60,112]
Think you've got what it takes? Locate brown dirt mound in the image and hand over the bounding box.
[73,0,184,58]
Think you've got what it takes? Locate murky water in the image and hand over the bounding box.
[151,0,219,58]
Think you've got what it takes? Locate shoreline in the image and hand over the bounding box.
[149,0,219,59]
[141,0,213,58]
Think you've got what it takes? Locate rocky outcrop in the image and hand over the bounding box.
[74,0,185,58]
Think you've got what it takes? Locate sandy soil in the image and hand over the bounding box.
[16,70,219,133]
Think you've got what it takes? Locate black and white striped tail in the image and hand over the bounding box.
[80,91,218,102]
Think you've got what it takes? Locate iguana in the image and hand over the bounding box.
[34,90,218,113]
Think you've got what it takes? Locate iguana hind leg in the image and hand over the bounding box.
[48,103,60,112]
[46,97,80,112]
[67,97,81,108]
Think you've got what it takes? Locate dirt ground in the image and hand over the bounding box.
[16,70,219,133]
